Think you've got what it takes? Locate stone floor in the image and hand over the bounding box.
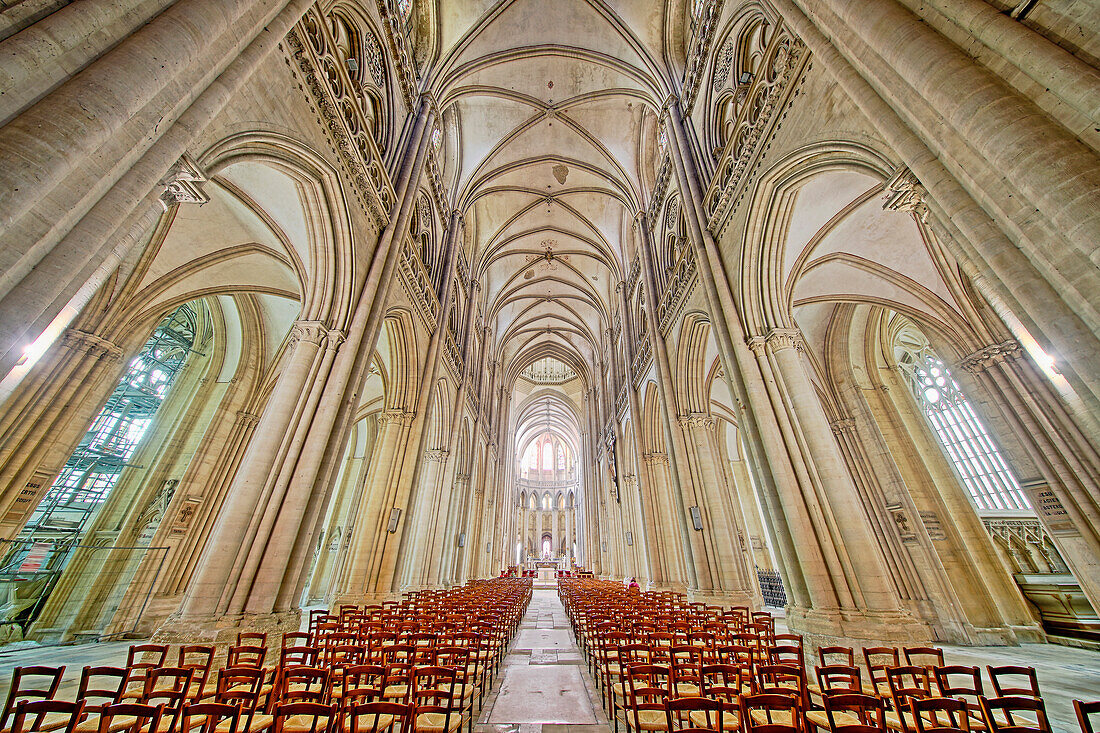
[0,590,1096,733]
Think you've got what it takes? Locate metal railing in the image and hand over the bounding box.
[757,567,787,608]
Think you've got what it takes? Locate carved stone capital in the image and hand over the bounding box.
[958,340,1023,373]
[829,418,856,436]
[454,473,470,483]
[642,451,669,465]
[325,329,347,350]
[425,449,449,462]
[61,329,124,361]
[159,154,209,210]
[678,412,716,430]
[377,409,413,427]
[290,321,328,347]
[236,411,261,428]
[882,165,929,223]
[764,328,804,354]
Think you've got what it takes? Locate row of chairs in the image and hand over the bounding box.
[558,578,1099,733]
[0,579,534,733]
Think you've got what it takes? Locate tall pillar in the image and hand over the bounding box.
[752,328,929,641]
[176,320,327,626]
[678,413,760,606]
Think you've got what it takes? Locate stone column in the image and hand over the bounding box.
[753,328,928,641]
[679,413,760,606]
[633,217,707,592]
[176,319,327,626]
[333,410,414,604]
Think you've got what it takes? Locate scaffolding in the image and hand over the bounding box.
[0,304,198,636]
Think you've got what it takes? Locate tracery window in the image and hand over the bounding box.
[895,333,1029,513]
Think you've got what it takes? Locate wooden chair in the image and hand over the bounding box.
[861,649,899,700]
[270,703,334,733]
[740,694,803,733]
[624,664,671,732]
[931,667,984,730]
[978,698,1050,733]
[73,667,128,733]
[910,698,970,733]
[140,667,195,733]
[122,646,169,701]
[345,702,405,733]
[884,667,931,733]
[695,666,741,731]
[666,697,723,733]
[179,702,240,733]
[821,694,887,733]
[95,704,164,733]
[10,700,84,733]
[805,670,865,731]
[213,669,270,733]
[276,669,330,706]
[1,666,66,731]
[179,647,216,702]
[1075,701,1100,733]
[409,667,461,733]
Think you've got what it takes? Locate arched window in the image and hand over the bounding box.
[894,328,1029,512]
[22,304,199,541]
[542,493,551,511]
[542,439,553,472]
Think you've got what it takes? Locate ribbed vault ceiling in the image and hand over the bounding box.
[432,0,680,396]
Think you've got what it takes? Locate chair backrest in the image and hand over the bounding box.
[347,701,410,733]
[11,699,85,733]
[861,648,899,697]
[903,647,945,670]
[216,667,265,704]
[666,695,723,733]
[178,646,215,700]
[1,666,66,729]
[911,697,970,733]
[77,667,127,715]
[815,666,862,695]
[818,647,855,668]
[700,664,742,702]
[278,667,330,704]
[282,632,312,649]
[125,645,167,691]
[1075,700,1099,733]
[980,696,1051,733]
[271,702,335,733]
[180,702,241,733]
[281,646,321,668]
[236,632,267,647]
[987,667,1041,698]
[985,691,1051,730]
[740,693,803,733]
[885,665,931,713]
[340,665,386,707]
[226,645,267,669]
[823,693,887,733]
[96,703,164,733]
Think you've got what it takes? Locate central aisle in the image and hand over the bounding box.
[479,587,608,732]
